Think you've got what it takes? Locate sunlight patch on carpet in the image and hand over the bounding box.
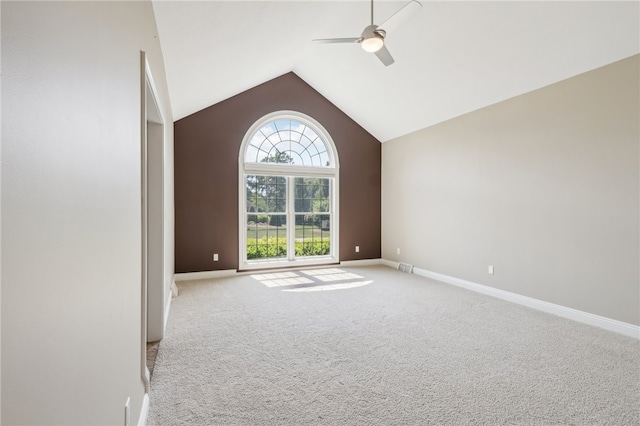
[250,272,314,288]
[251,268,370,291]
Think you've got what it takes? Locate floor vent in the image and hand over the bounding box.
[398,263,413,273]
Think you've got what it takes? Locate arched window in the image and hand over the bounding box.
[239,111,339,270]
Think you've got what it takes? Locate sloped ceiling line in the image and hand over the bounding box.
[152,0,639,142]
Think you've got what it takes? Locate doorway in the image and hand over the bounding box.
[140,52,166,396]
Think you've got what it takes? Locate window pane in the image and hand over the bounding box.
[246,215,287,260]
[247,175,286,213]
[319,151,330,167]
[294,177,329,213]
[302,126,318,142]
[294,214,330,257]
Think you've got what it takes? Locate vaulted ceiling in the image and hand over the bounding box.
[152,0,639,142]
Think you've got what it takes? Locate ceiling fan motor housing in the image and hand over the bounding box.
[311,0,422,65]
[361,24,385,52]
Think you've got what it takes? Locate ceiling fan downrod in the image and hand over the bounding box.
[370,0,374,25]
[311,0,423,66]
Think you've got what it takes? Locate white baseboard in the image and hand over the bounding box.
[409,265,639,339]
[138,393,149,426]
[174,269,237,282]
[379,259,399,269]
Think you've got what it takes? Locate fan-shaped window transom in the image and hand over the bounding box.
[244,118,334,168]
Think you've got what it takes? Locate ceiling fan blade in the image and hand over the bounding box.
[375,45,395,66]
[313,37,362,44]
[378,0,422,34]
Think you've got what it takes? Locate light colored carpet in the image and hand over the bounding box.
[149,265,639,425]
[147,341,160,379]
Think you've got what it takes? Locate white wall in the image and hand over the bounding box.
[2,1,173,424]
[382,55,639,326]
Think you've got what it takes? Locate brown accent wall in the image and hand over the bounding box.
[174,72,381,272]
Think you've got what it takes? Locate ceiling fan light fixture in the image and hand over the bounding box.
[361,35,384,53]
[312,0,422,65]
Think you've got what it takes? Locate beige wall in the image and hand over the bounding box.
[2,1,173,424]
[383,55,639,326]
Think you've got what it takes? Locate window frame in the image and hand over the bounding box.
[238,111,340,271]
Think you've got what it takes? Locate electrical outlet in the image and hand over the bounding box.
[124,397,130,426]
[488,265,494,275]
[355,245,360,253]
[213,253,219,262]
[397,248,400,255]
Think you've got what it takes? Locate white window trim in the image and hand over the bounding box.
[238,111,340,271]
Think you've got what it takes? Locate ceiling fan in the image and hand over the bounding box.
[313,0,422,66]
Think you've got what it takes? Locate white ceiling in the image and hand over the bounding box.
[152,0,639,142]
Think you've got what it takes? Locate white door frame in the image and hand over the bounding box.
[140,52,166,395]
